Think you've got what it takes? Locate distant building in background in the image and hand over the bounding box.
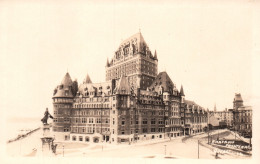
[51,32,209,143]
[233,93,252,137]
[209,109,233,128]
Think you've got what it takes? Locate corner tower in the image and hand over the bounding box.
[105,32,158,91]
[52,72,74,141]
[233,93,244,111]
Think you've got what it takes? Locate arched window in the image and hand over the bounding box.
[85,137,89,142]
[72,136,76,141]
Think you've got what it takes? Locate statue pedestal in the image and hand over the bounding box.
[41,124,57,155]
[43,124,50,137]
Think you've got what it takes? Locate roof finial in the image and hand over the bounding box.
[106,57,110,67]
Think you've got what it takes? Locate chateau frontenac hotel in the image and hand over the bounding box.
[52,32,208,143]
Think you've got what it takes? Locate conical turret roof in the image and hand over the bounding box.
[61,72,73,87]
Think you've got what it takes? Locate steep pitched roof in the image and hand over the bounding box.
[53,72,74,98]
[61,72,73,87]
[154,50,158,60]
[83,74,92,84]
[149,72,174,93]
[106,58,110,67]
[180,85,185,96]
[114,76,131,95]
[117,31,148,53]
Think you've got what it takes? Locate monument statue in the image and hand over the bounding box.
[41,108,53,125]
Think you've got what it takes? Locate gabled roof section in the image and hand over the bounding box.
[185,99,205,111]
[114,76,131,95]
[149,72,174,93]
[83,74,92,84]
[61,72,73,87]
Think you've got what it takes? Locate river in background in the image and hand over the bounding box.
[5,117,42,141]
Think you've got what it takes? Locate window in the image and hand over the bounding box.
[82,118,87,123]
[158,119,163,125]
[89,118,94,123]
[96,118,101,123]
[64,127,69,132]
[121,131,125,134]
[79,136,83,141]
[143,128,147,133]
[143,118,147,124]
[72,136,76,141]
[122,118,125,125]
[85,137,89,142]
[151,118,156,124]
[151,128,156,132]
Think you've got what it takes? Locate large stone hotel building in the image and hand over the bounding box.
[52,32,208,143]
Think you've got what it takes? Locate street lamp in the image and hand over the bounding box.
[62,144,64,157]
[164,145,167,156]
[198,140,200,159]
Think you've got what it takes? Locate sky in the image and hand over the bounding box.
[0,0,259,119]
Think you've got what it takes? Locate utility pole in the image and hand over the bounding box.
[198,140,199,159]
[164,145,167,156]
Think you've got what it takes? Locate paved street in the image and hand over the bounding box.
[6,128,251,159]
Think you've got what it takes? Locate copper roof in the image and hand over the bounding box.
[114,76,131,95]
[149,72,174,93]
[61,72,73,87]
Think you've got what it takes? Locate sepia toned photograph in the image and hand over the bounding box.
[0,0,259,163]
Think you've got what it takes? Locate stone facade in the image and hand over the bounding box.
[233,93,252,136]
[52,32,208,143]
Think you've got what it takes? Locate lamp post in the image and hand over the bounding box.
[100,92,105,150]
[198,140,200,159]
[164,145,167,156]
[62,144,64,157]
